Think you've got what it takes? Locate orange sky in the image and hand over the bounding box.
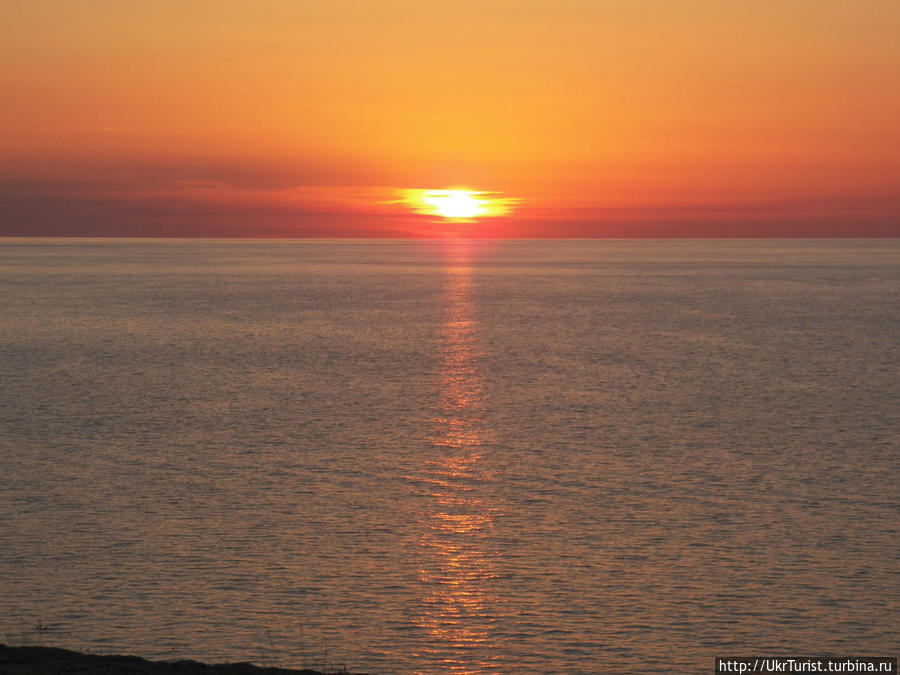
[2,0,898,236]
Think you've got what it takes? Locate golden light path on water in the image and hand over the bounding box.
[414,243,502,673]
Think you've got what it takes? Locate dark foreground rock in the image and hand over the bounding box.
[0,644,368,675]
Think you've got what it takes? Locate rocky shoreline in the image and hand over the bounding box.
[0,644,369,675]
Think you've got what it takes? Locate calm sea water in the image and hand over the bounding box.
[1,239,897,674]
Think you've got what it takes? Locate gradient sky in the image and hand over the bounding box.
[2,0,899,237]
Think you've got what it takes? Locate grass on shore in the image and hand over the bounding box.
[0,643,368,675]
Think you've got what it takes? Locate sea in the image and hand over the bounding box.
[1,238,897,674]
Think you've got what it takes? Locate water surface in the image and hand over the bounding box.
[1,239,897,673]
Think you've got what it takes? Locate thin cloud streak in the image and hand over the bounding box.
[2,176,897,238]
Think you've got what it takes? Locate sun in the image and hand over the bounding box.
[397,188,517,221]
[422,190,486,219]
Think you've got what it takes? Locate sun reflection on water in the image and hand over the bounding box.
[414,245,502,673]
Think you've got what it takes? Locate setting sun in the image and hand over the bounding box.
[426,190,486,219]
[398,189,517,222]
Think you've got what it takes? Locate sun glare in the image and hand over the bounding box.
[398,188,517,221]
[425,190,485,219]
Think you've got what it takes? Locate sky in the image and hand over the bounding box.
[2,0,899,237]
